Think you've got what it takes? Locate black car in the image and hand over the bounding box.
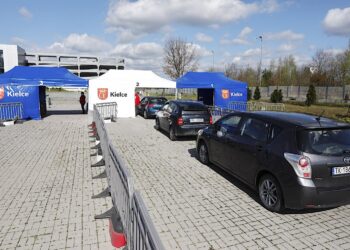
[196,111,350,212]
[155,100,212,140]
[137,96,167,118]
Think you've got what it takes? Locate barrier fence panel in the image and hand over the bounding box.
[93,105,165,250]
[228,101,285,112]
[0,102,24,121]
[131,191,164,250]
[109,145,134,244]
[95,102,118,121]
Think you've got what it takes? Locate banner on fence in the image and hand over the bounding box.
[0,85,40,120]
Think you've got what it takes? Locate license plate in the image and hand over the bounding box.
[190,118,204,123]
[332,166,350,175]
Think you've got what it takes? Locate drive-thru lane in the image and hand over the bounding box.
[107,116,350,249]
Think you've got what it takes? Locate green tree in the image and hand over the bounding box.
[262,69,273,86]
[247,88,252,100]
[253,86,261,100]
[306,84,317,106]
[270,89,283,103]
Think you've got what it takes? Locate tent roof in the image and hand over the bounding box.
[0,66,88,87]
[90,70,175,88]
[176,72,247,89]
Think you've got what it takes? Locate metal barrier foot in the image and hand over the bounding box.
[92,169,107,179]
[91,144,101,150]
[95,207,115,220]
[109,209,126,248]
[92,187,110,199]
[91,159,105,167]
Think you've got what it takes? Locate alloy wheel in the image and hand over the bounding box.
[260,179,278,207]
[199,143,209,164]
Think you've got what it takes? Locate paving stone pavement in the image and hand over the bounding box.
[0,105,114,250]
[106,116,350,250]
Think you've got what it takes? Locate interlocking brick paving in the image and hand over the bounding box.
[107,117,350,250]
[0,105,113,250]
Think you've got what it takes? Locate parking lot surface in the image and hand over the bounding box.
[107,116,350,250]
[0,104,113,249]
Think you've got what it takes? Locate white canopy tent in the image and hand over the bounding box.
[88,70,176,117]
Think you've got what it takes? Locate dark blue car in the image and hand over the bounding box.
[137,97,167,119]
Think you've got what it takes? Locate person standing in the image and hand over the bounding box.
[135,92,141,115]
[79,92,86,114]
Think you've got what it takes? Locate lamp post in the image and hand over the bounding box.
[258,35,263,87]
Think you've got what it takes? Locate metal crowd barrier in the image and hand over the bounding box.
[95,102,118,121]
[92,104,164,250]
[0,102,24,121]
[228,101,285,112]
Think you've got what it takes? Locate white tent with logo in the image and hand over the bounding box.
[88,70,176,117]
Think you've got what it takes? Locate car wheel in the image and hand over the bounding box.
[258,174,283,212]
[144,110,148,119]
[155,118,160,130]
[169,126,177,141]
[198,142,209,165]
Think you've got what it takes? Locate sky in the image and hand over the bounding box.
[1,0,350,77]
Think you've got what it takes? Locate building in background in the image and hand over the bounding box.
[0,44,27,73]
[0,44,125,79]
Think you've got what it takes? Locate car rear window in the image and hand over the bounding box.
[179,102,207,111]
[297,128,350,156]
[150,98,166,104]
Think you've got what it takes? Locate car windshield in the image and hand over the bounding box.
[180,103,207,111]
[297,128,350,156]
[150,98,167,104]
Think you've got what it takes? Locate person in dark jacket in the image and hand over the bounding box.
[79,92,86,114]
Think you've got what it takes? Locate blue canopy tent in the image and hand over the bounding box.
[0,66,88,120]
[176,72,247,110]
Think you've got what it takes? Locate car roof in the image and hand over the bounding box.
[234,111,349,129]
[169,100,207,108]
[143,96,167,99]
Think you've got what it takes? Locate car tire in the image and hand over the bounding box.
[169,126,177,141]
[198,141,209,165]
[144,110,148,119]
[155,118,160,130]
[258,174,284,212]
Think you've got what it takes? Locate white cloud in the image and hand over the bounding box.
[220,26,253,45]
[19,7,32,19]
[260,0,280,13]
[264,30,304,41]
[192,43,212,57]
[111,42,163,60]
[195,33,213,43]
[324,48,344,55]
[110,42,164,73]
[238,27,253,38]
[48,33,111,54]
[106,0,279,40]
[278,43,296,52]
[323,7,350,36]
[242,48,261,57]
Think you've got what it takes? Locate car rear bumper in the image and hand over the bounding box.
[146,109,160,117]
[175,124,209,137]
[284,178,350,209]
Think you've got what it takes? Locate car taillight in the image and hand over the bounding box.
[177,117,184,126]
[209,116,213,124]
[284,153,312,179]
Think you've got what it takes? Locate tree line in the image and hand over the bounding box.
[163,38,350,87]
